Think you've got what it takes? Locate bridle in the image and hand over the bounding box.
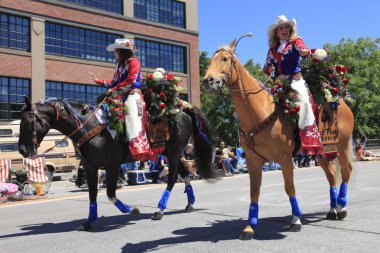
[29,103,51,149]
[211,48,268,94]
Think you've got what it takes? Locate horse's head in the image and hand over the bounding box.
[18,97,51,158]
[203,39,240,93]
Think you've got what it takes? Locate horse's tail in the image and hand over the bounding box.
[335,136,356,187]
[184,107,216,179]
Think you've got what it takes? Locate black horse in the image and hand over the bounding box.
[18,97,215,231]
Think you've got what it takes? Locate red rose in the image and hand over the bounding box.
[270,88,275,93]
[177,102,183,108]
[148,73,153,79]
[343,78,350,84]
[342,66,347,73]
[289,109,296,115]
[116,95,121,99]
[335,65,342,72]
[108,99,114,104]
[160,92,166,100]
[118,114,123,119]
[312,58,319,63]
[332,88,339,94]
[147,88,153,95]
[295,105,301,111]
[311,49,316,53]
[159,103,166,110]
[167,74,174,81]
[112,108,117,112]
[284,103,289,109]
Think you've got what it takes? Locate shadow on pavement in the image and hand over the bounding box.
[121,211,330,252]
[0,209,188,239]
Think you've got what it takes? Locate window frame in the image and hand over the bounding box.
[58,0,123,14]
[0,76,30,120]
[0,13,30,51]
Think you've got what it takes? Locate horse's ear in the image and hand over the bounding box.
[24,96,32,108]
[229,38,237,52]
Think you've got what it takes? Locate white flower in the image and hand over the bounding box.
[153,71,164,81]
[284,110,289,114]
[169,109,180,114]
[313,49,327,61]
[285,99,289,103]
[154,68,166,74]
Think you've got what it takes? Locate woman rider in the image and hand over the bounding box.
[89,38,154,161]
[263,15,324,156]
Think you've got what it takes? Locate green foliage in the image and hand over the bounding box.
[200,52,265,146]
[324,37,380,138]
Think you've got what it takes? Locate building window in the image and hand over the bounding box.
[134,0,185,28]
[0,76,30,120]
[59,0,123,14]
[0,13,30,51]
[135,38,186,73]
[45,22,119,62]
[46,81,105,105]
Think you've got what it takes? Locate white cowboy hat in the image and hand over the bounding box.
[267,15,297,38]
[106,38,137,52]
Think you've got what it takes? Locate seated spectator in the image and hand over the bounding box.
[180,144,199,180]
[356,145,380,161]
[150,154,169,183]
[214,141,239,176]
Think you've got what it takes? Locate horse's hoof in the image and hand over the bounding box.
[130,207,140,216]
[326,212,337,220]
[77,221,92,231]
[337,210,347,220]
[289,223,302,232]
[151,211,163,220]
[184,203,194,213]
[239,231,254,240]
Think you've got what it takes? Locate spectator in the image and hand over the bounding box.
[356,145,380,161]
[150,154,169,184]
[179,144,199,180]
[214,141,239,176]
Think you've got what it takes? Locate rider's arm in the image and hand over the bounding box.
[263,50,274,76]
[96,72,118,88]
[294,38,310,57]
[113,58,140,91]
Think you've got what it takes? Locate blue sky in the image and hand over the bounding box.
[199,0,379,66]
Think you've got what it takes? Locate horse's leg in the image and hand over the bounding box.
[151,154,180,220]
[240,155,264,240]
[178,162,195,213]
[106,168,140,215]
[336,139,352,220]
[78,166,98,231]
[281,157,303,232]
[319,158,338,220]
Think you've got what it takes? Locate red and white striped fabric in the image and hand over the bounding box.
[0,159,11,182]
[23,157,48,183]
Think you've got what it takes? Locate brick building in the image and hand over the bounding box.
[0,0,199,123]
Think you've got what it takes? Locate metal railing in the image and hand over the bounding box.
[366,139,380,149]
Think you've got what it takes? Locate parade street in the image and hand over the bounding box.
[0,161,379,253]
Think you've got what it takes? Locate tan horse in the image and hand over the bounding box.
[203,39,354,240]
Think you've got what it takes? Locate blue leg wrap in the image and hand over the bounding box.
[115,199,132,214]
[184,185,195,205]
[338,183,348,208]
[248,203,259,229]
[88,202,98,222]
[158,190,171,211]
[330,187,338,208]
[289,196,302,217]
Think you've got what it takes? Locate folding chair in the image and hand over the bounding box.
[0,159,18,199]
[21,157,51,195]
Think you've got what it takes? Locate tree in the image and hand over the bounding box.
[324,37,380,138]
[200,51,265,146]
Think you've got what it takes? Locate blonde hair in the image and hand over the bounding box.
[268,24,298,49]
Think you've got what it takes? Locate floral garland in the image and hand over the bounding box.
[104,90,126,134]
[269,78,300,123]
[302,48,351,107]
[142,68,189,122]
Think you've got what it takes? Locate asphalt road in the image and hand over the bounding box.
[0,161,379,253]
